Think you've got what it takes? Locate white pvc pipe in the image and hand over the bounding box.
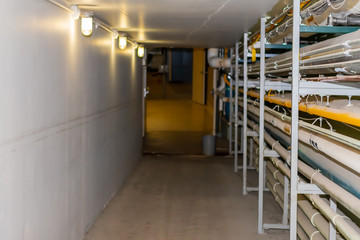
[309,194,360,240]
[244,103,360,175]
[245,115,360,220]
[207,48,231,68]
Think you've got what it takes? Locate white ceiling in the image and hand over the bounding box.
[66,0,283,47]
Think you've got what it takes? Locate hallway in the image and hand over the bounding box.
[144,99,213,155]
[85,155,288,240]
[143,71,213,155]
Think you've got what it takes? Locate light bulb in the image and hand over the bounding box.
[81,15,93,37]
[137,45,145,57]
[119,35,127,49]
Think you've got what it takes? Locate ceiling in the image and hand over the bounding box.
[66,0,285,48]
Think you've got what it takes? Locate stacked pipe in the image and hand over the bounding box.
[248,30,360,76]
[239,109,360,239]
[250,131,328,239]
[266,160,325,239]
[267,158,341,239]
[239,99,360,198]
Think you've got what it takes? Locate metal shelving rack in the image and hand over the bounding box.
[236,0,360,239]
[225,47,244,170]
[290,2,301,238]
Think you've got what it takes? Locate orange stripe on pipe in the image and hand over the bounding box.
[246,90,360,127]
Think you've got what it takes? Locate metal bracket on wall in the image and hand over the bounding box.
[299,80,360,97]
[300,25,360,34]
[264,150,280,158]
[297,182,326,195]
[247,130,258,137]
[264,224,290,230]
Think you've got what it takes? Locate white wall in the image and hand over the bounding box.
[0,1,143,239]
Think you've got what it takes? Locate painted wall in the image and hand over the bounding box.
[0,1,143,240]
[192,48,205,105]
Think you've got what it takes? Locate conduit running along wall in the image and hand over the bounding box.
[242,101,360,198]
[251,129,360,239]
[242,101,360,174]
[242,114,360,221]
[246,90,360,127]
[265,164,326,240]
[267,161,336,239]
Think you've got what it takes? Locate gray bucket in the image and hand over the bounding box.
[202,135,216,156]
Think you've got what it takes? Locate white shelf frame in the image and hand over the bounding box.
[237,0,352,238]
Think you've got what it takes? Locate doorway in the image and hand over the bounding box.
[144,48,213,155]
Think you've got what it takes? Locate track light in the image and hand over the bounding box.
[112,29,119,39]
[46,0,138,45]
[81,13,93,37]
[137,45,145,57]
[119,35,127,49]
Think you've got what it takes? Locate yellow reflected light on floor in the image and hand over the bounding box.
[81,15,93,37]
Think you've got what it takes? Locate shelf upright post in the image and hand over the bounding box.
[242,33,248,195]
[234,42,240,172]
[258,17,266,234]
[290,0,300,239]
[229,48,234,155]
[282,177,289,225]
[213,68,218,136]
[329,198,337,240]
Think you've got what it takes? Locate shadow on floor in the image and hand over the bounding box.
[144,131,229,155]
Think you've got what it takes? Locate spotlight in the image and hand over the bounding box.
[119,35,127,49]
[81,13,93,37]
[137,45,145,57]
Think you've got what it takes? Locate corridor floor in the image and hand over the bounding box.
[143,74,213,155]
[84,155,288,240]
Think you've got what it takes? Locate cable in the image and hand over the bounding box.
[342,122,360,132]
[299,117,319,121]
[328,0,347,10]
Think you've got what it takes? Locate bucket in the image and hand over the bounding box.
[202,135,216,156]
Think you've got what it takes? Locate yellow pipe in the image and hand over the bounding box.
[246,90,360,127]
[224,75,231,87]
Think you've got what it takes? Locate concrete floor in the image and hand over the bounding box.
[85,79,289,239]
[84,155,289,240]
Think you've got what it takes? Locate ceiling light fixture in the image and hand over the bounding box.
[137,45,145,57]
[46,0,139,47]
[81,13,93,37]
[119,34,127,50]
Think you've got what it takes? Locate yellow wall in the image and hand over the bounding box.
[192,48,205,104]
